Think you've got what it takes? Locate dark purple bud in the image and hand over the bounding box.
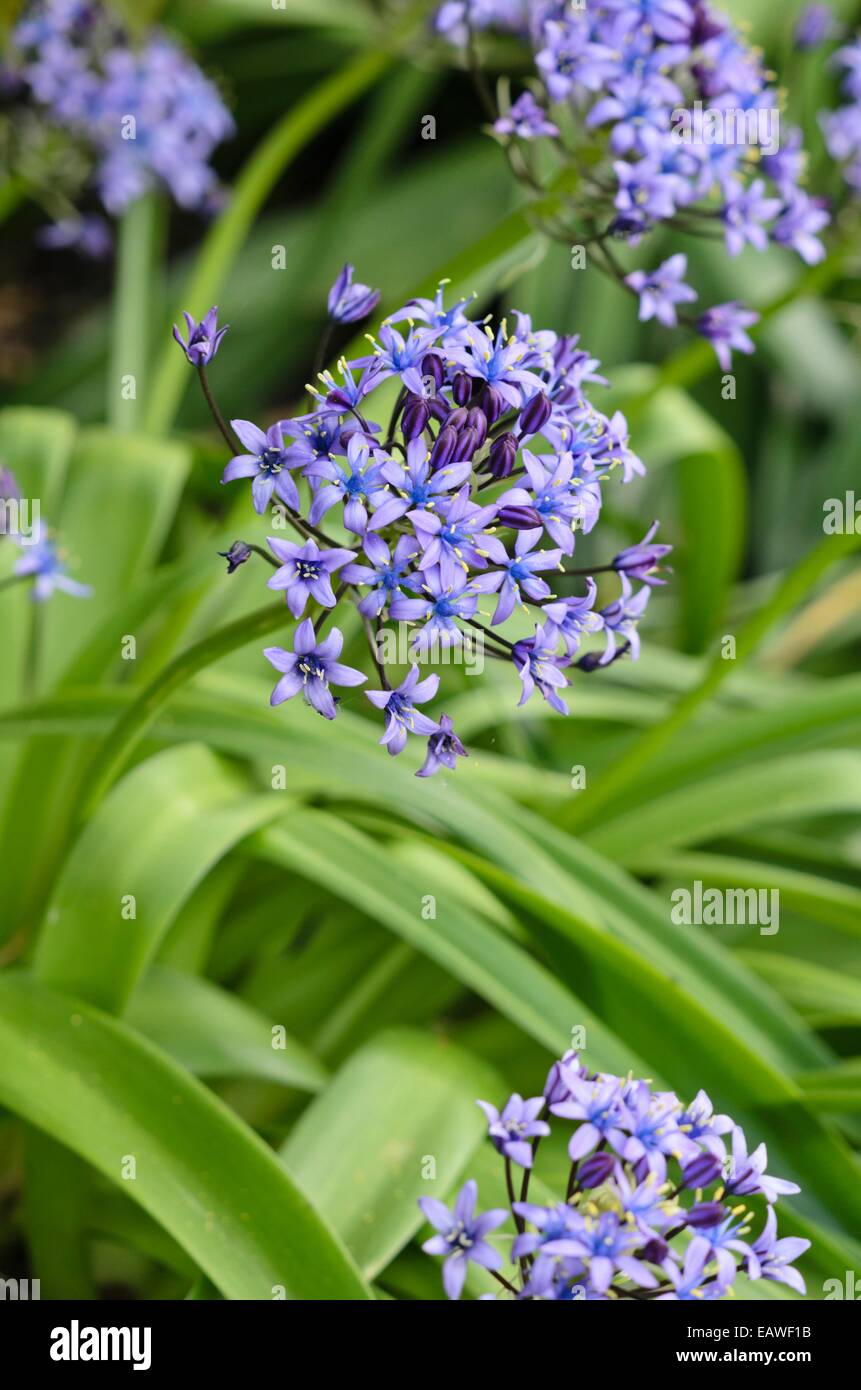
[577,641,630,672]
[480,384,505,425]
[685,1201,728,1229]
[421,353,444,393]
[455,426,479,461]
[498,505,543,531]
[401,394,430,441]
[466,407,488,448]
[682,1152,723,1189]
[218,541,252,574]
[427,395,451,423]
[518,391,552,439]
[445,407,469,434]
[636,1237,669,1264]
[452,372,473,407]
[608,212,647,240]
[577,1152,616,1188]
[429,425,459,472]
[485,432,518,479]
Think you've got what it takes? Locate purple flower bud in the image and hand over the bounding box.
[485,432,518,479]
[480,384,505,425]
[467,407,488,448]
[612,522,672,586]
[577,1152,617,1188]
[637,1237,669,1264]
[429,425,459,472]
[327,263,380,324]
[498,505,543,531]
[682,1152,723,1189]
[685,1201,728,1229]
[455,426,479,461]
[218,541,252,574]
[445,407,469,433]
[518,391,551,439]
[401,394,431,441]
[172,306,228,367]
[544,1050,579,1103]
[427,395,452,423]
[452,372,473,407]
[421,354,444,393]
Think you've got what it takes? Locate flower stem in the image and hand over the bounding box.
[197,366,238,452]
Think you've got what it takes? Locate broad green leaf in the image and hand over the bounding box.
[648,852,861,939]
[39,428,190,686]
[586,751,861,866]
[34,744,284,1011]
[126,967,327,1091]
[737,952,861,1028]
[282,1029,499,1279]
[0,972,371,1300]
[796,1061,861,1113]
[255,814,643,1075]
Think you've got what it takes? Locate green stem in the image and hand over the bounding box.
[143,39,407,437]
[108,192,164,432]
[77,601,291,820]
[562,529,861,831]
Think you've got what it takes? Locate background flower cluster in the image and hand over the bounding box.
[420,1050,809,1300]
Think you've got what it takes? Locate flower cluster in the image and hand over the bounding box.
[7,0,233,244]
[820,36,861,194]
[434,0,831,369]
[418,1051,809,1300]
[0,469,91,602]
[175,265,670,774]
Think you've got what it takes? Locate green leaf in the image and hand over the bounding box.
[255,813,642,1075]
[563,529,861,829]
[646,851,861,940]
[125,967,328,1091]
[737,952,861,1028]
[585,751,861,867]
[796,1061,861,1113]
[35,744,284,1012]
[282,1029,499,1279]
[0,971,371,1300]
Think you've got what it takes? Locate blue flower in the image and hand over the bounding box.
[389,564,502,651]
[625,255,697,328]
[15,536,92,602]
[222,419,300,515]
[265,537,355,619]
[306,433,388,535]
[477,1094,550,1169]
[341,533,421,618]
[264,619,365,720]
[365,665,440,756]
[416,714,468,778]
[417,1180,508,1301]
[511,618,570,715]
[370,438,471,530]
